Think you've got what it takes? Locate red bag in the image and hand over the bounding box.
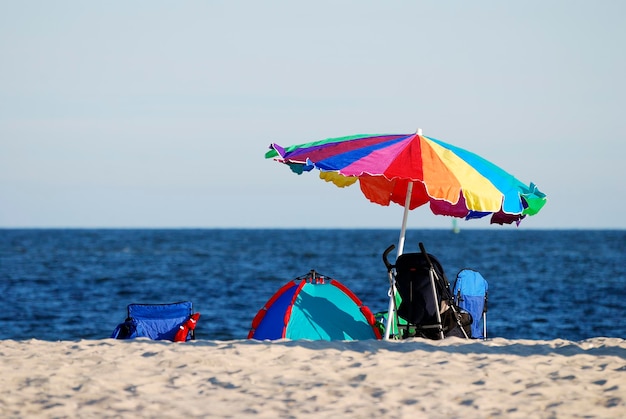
[173,312,201,342]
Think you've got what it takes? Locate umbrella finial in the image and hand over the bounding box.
[417,128,423,136]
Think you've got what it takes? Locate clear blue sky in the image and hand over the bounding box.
[1,1,624,229]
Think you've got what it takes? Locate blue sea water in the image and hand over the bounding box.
[1,229,624,342]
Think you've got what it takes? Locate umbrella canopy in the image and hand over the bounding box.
[266,130,546,227]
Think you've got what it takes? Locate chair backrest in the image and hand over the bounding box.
[453,269,488,338]
[394,252,446,325]
[122,301,194,341]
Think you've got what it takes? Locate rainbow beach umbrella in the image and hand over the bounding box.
[266,129,546,339]
[266,129,546,250]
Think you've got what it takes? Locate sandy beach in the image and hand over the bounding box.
[1,337,624,418]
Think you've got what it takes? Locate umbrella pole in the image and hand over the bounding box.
[383,181,414,340]
[397,181,413,256]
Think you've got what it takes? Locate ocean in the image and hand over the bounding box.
[1,229,624,342]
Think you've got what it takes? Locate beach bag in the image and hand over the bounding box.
[441,307,473,338]
[111,317,153,340]
[111,318,140,339]
[174,313,201,342]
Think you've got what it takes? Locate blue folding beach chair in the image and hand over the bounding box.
[453,269,488,339]
[111,301,199,342]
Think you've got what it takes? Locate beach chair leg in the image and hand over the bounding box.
[483,313,487,340]
[428,269,445,340]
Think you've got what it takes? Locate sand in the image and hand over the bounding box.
[1,337,624,418]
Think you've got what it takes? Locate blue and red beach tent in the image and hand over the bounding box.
[248,271,382,341]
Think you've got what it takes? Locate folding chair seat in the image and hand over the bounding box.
[111,301,200,342]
